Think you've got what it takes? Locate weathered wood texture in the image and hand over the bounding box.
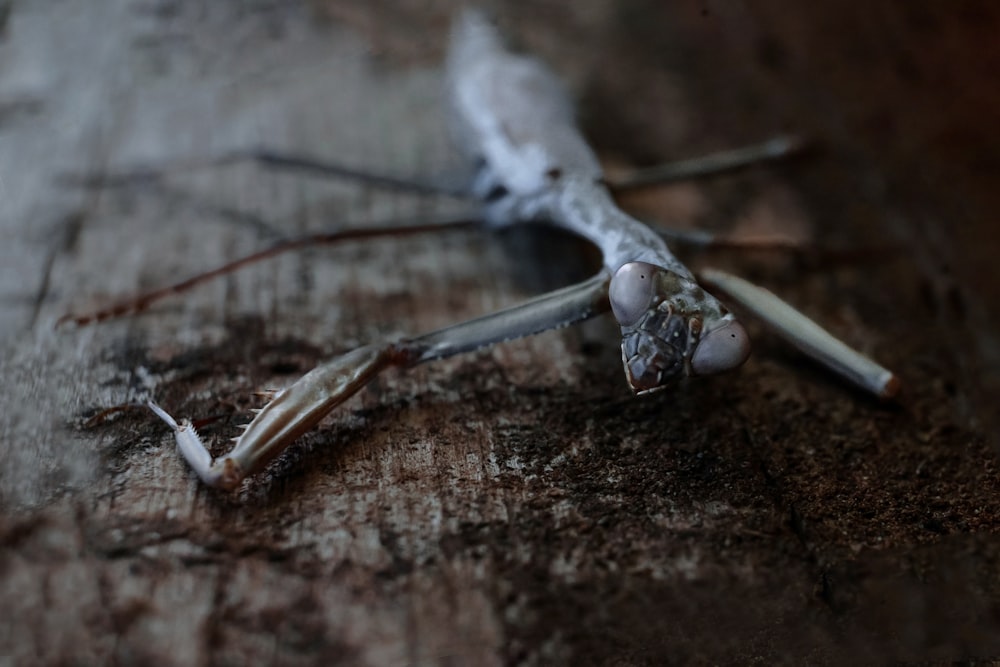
[1,1,998,664]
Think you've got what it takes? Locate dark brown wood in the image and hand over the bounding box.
[1,2,998,665]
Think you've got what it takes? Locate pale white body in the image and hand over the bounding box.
[448,12,689,276]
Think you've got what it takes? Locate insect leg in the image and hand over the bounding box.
[645,225,809,252]
[58,214,481,327]
[608,135,807,192]
[60,148,474,199]
[147,344,399,489]
[698,268,899,399]
[149,271,611,489]
[635,220,900,275]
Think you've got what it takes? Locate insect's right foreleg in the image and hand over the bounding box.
[147,343,402,490]
[149,272,611,489]
[147,401,230,487]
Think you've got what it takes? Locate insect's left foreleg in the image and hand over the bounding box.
[699,268,899,399]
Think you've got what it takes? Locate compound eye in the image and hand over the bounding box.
[610,262,657,326]
[690,319,751,375]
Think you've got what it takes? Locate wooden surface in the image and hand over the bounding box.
[1,1,999,664]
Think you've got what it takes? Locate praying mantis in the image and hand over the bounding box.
[65,11,898,491]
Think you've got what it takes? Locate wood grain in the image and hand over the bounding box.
[1,2,998,664]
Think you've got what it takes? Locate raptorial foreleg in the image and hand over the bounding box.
[149,271,611,489]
